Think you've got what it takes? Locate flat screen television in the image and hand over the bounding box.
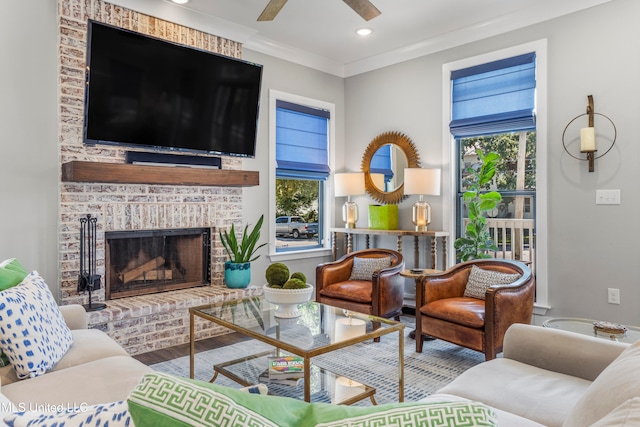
[84,20,262,158]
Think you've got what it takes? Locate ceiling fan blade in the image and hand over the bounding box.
[342,0,381,21]
[257,0,288,21]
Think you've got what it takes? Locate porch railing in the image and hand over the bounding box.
[487,218,535,273]
[463,218,535,273]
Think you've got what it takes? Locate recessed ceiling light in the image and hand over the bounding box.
[356,28,373,37]
[171,0,190,4]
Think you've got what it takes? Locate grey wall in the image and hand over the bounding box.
[345,0,640,325]
[240,50,345,285]
[0,2,58,289]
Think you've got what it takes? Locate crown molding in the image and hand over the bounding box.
[341,0,613,77]
[110,0,613,78]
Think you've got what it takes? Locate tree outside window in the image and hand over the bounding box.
[458,130,536,262]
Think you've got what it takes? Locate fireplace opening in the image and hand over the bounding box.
[105,228,211,299]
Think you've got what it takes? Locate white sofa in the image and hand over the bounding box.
[2,308,639,427]
[422,323,640,426]
[0,304,151,420]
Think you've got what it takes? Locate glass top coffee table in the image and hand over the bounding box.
[543,317,640,343]
[189,298,405,404]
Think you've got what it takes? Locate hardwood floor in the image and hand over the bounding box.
[133,332,251,365]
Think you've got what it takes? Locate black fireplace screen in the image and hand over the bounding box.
[105,228,211,299]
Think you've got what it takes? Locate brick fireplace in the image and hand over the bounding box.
[57,0,260,354]
[105,228,211,299]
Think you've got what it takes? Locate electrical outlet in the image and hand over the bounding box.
[608,288,620,304]
[596,189,621,205]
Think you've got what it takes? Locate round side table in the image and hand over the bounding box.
[543,317,640,343]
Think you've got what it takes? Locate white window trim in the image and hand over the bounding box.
[267,89,335,262]
[441,39,550,314]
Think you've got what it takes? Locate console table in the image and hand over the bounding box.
[330,228,449,271]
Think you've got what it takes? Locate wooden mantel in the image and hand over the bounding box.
[61,161,259,187]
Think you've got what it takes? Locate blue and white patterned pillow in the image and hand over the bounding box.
[4,401,131,427]
[0,272,74,379]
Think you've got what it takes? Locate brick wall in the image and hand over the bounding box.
[57,0,256,354]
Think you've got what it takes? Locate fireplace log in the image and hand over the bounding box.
[140,269,173,281]
[118,256,165,283]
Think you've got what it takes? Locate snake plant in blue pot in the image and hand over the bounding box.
[219,215,266,288]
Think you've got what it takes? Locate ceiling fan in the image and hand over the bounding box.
[258,0,381,22]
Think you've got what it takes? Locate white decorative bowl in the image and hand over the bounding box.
[263,284,314,318]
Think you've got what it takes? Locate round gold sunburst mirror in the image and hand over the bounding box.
[361,131,421,204]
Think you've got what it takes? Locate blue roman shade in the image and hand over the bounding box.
[276,100,330,180]
[450,53,536,138]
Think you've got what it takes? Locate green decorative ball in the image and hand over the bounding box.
[291,272,306,283]
[283,278,307,289]
[265,262,290,287]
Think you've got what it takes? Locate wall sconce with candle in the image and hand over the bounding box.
[562,95,616,173]
[403,168,441,231]
[334,172,365,228]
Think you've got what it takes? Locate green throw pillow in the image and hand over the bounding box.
[0,352,9,367]
[128,373,309,427]
[0,258,28,291]
[301,400,496,426]
[128,372,497,427]
[0,258,28,275]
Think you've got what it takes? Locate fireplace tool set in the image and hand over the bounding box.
[78,214,106,311]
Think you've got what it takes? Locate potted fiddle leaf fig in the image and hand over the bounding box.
[454,149,502,261]
[219,214,266,288]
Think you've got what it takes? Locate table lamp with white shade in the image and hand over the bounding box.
[403,168,441,231]
[335,172,365,228]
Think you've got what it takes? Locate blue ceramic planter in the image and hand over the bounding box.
[224,261,251,288]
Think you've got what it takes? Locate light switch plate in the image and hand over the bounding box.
[596,189,621,205]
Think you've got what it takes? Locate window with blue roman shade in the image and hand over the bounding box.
[276,100,330,179]
[450,52,536,138]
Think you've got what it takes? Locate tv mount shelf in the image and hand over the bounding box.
[61,161,259,187]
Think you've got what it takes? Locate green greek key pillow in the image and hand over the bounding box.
[128,372,496,427]
[128,373,309,427]
[304,399,496,426]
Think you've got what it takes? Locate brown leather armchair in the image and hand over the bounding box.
[415,258,534,360]
[316,249,405,320]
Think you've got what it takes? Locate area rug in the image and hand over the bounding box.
[150,319,485,405]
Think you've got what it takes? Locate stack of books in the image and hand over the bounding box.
[258,356,305,386]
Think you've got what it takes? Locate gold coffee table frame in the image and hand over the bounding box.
[210,350,377,406]
[190,298,405,403]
